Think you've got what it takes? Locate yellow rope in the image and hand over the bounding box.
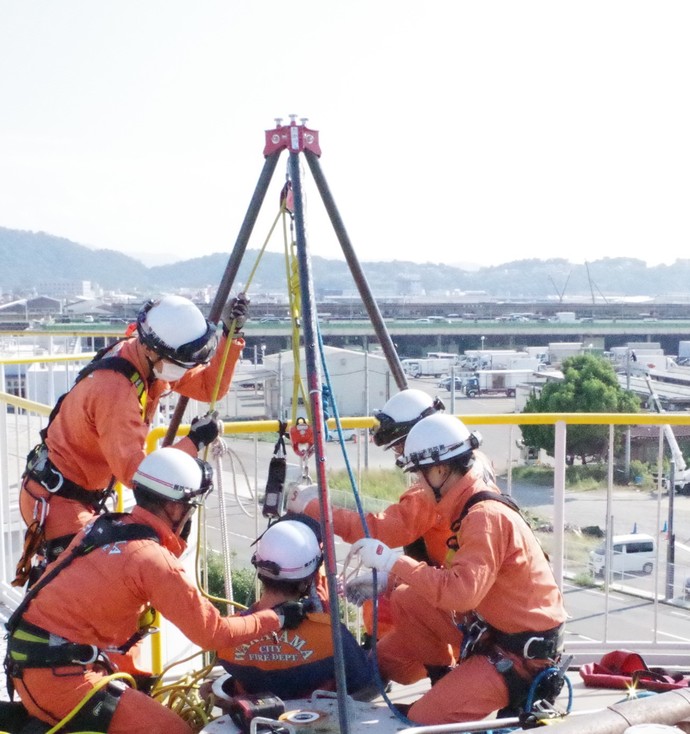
[207,206,283,414]
[44,672,137,734]
[282,208,311,425]
[150,651,219,732]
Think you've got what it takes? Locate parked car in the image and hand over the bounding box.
[437,375,465,391]
[588,533,655,577]
[326,428,356,442]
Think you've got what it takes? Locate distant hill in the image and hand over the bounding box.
[2,226,690,300]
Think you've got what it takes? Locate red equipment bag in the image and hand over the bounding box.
[580,650,690,692]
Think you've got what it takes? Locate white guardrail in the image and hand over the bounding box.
[3,338,690,671]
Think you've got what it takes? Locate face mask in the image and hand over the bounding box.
[153,360,189,382]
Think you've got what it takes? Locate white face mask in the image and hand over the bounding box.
[153,360,189,382]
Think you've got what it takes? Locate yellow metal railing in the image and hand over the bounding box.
[4,385,690,667]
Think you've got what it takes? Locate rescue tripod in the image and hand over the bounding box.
[163,116,410,734]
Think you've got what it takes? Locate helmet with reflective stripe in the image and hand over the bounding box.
[372,389,445,449]
[252,520,322,582]
[136,295,218,368]
[132,447,213,505]
[400,413,481,473]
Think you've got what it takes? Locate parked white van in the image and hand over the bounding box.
[589,533,656,577]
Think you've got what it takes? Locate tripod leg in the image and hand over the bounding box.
[163,150,283,446]
[288,150,352,734]
[304,148,408,391]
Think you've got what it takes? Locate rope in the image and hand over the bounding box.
[44,672,137,734]
[150,651,219,732]
[193,496,248,613]
[315,325,412,726]
[206,206,283,413]
[281,190,310,425]
[212,441,234,614]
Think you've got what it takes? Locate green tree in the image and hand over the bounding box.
[520,354,640,464]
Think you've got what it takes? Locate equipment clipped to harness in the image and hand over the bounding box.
[263,422,288,519]
[6,514,160,655]
[290,417,314,459]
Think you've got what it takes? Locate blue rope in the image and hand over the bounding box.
[524,666,573,714]
[315,326,413,727]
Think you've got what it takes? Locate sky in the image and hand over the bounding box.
[1,1,689,270]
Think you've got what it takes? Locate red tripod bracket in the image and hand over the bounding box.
[264,116,321,157]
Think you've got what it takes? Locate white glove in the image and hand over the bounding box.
[345,570,389,606]
[286,482,319,514]
[351,538,398,574]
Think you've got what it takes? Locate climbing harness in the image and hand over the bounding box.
[446,490,550,563]
[6,514,160,668]
[4,515,161,732]
[14,347,149,588]
[40,348,148,445]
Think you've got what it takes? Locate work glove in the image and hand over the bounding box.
[350,538,399,574]
[286,482,319,514]
[222,293,250,337]
[273,601,307,630]
[188,411,223,451]
[344,570,389,606]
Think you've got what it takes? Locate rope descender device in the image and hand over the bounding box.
[290,416,314,480]
[290,417,314,459]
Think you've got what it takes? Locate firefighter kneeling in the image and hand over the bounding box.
[4,448,294,734]
[346,413,568,725]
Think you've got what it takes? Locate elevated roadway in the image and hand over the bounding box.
[240,318,690,357]
[4,317,690,357]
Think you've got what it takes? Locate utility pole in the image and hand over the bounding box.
[625,347,631,476]
[666,460,676,600]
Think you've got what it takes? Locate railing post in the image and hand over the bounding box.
[553,421,567,588]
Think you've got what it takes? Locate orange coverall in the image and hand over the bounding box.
[11,506,281,734]
[303,454,498,636]
[375,470,567,725]
[19,335,243,541]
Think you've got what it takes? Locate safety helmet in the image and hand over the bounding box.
[372,389,445,449]
[400,413,481,473]
[132,447,213,505]
[251,520,322,582]
[136,295,217,368]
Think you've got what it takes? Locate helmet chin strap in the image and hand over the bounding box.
[424,466,452,502]
[163,502,196,537]
[138,343,160,382]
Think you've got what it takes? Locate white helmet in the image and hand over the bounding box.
[372,389,445,449]
[252,520,322,582]
[136,295,217,368]
[400,413,481,473]
[132,447,213,505]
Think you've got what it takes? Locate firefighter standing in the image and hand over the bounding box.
[348,413,567,725]
[5,448,305,734]
[16,294,249,585]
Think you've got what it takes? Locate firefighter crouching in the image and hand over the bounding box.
[289,389,498,644]
[5,449,300,734]
[347,413,567,725]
